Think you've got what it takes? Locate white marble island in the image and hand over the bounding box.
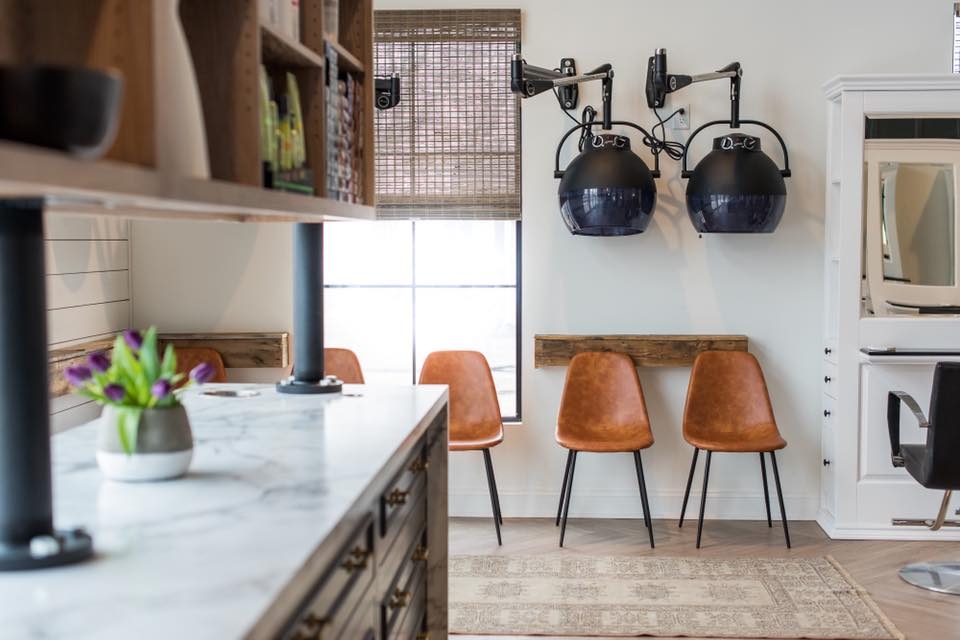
[0,384,449,639]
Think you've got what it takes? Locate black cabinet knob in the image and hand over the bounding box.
[823,459,831,466]
[824,347,832,355]
[824,376,832,383]
[823,409,831,417]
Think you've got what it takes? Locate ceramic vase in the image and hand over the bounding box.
[153,0,210,178]
[97,405,194,482]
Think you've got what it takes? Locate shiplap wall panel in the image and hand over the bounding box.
[45,215,131,429]
[47,271,130,310]
[45,239,129,275]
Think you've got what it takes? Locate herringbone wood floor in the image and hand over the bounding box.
[449,517,960,639]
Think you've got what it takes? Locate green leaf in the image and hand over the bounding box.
[140,327,160,384]
[115,406,143,456]
[160,343,177,379]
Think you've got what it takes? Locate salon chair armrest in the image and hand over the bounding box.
[887,390,929,468]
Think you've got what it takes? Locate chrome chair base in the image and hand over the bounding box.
[899,562,960,595]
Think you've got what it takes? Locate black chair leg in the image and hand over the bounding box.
[482,449,502,546]
[556,449,574,527]
[559,451,578,547]
[769,450,791,549]
[679,448,700,528]
[634,450,655,548]
[489,452,503,526]
[696,450,712,549]
[759,452,772,528]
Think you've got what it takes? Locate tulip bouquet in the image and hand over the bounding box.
[65,326,214,454]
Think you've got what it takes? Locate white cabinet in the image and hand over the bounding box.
[820,75,960,540]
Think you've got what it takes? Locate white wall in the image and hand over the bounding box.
[46,215,132,431]
[131,0,953,520]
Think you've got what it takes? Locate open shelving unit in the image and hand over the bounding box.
[0,0,375,221]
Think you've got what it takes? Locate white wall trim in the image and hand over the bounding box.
[451,489,820,521]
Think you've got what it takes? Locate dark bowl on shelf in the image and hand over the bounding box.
[0,65,123,159]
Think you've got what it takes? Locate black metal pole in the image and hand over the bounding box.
[0,198,92,571]
[277,223,341,394]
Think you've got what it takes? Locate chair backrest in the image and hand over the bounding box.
[683,350,777,441]
[418,351,502,443]
[556,351,650,442]
[924,361,960,487]
[324,348,365,384]
[175,347,227,384]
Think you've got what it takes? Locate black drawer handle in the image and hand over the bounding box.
[823,459,831,466]
[388,588,411,610]
[824,347,832,355]
[824,376,832,383]
[412,544,429,562]
[386,488,409,507]
[409,458,429,474]
[342,546,372,572]
[823,409,831,417]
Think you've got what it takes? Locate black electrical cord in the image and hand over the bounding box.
[643,107,686,161]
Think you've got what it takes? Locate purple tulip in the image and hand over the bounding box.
[189,362,215,384]
[151,379,173,400]
[87,352,111,373]
[103,384,126,403]
[65,365,93,387]
[123,329,143,351]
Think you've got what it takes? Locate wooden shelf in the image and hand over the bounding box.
[0,142,374,223]
[260,21,325,69]
[325,39,365,74]
[534,334,750,368]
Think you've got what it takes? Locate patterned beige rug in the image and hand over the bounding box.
[449,555,904,639]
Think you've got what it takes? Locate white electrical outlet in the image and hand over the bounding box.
[671,104,690,130]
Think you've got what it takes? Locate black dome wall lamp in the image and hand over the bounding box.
[511,55,661,236]
[645,48,792,233]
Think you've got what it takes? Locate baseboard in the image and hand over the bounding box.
[817,518,960,541]
[449,489,820,521]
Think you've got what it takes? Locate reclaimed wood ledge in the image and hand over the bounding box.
[49,332,289,398]
[534,334,749,368]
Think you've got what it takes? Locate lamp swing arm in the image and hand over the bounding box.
[511,54,613,97]
[680,118,791,179]
[646,48,743,126]
[554,120,662,180]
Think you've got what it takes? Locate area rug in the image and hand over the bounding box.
[449,555,904,639]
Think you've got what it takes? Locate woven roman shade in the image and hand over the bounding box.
[374,9,522,220]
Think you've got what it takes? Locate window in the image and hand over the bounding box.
[324,220,520,419]
[323,9,522,419]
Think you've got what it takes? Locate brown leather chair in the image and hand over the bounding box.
[555,351,656,548]
[324,348,365,384]
[679,350,789,548]
[175,347,227,384]
[419,351,504,545]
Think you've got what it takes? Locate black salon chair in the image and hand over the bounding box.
[887,361,960,595]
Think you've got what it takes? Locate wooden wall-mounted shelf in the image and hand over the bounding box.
[534,334,750,368]
[0,0,376,219]
[48,332,290,398]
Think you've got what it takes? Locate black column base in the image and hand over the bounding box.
[276,375,343,395]
[0,528,93,572]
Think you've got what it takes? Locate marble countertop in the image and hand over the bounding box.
[0,384,447,639]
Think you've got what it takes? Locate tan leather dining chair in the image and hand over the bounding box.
[679,350,790,548]
[555,351,656,548]
[175,347,227,384]
[419,350,504,545]
[324,348,365,384]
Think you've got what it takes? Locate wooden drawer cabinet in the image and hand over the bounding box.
[282,515,375,640]
[269,406,447,640]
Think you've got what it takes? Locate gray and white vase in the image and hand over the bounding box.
[96,405,194,482]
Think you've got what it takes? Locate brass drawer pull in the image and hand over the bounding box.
[412,544,429,562]
[386,488,409,507]
[388,588,411,610]
[409,458,429,474]
[416,633,430,640]
[291,612,327,639]
[342,545,372,572]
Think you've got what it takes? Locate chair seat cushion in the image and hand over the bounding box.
[684,427,786,453]
[556,430,654,453]
[450,432,504,451]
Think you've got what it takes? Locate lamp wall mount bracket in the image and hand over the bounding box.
[558,58,578,110]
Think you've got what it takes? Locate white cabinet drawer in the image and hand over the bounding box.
[820,425,835,517]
